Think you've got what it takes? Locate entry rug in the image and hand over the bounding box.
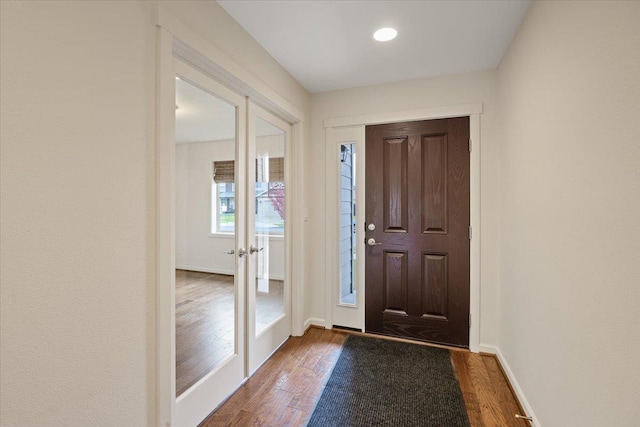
[307,335,470,427]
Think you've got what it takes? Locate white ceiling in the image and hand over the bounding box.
[175,78,235,143]
[176,78,283,144]
[218,0,531,93]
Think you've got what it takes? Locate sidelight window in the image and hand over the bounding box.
[339,143,357,305]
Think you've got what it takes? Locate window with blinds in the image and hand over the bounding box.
[213,158,284,183]
[211,159,285,234]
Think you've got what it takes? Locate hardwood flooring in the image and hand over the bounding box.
[175,270,284,396]
[451,350,529,427]
[200,328,529,427]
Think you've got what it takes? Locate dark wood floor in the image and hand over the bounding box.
[176,270,284,396]
[201,328,529,427]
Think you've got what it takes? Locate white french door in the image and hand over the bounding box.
[174,61,247,427]
[247,103,292,375]
[173,61,291,426]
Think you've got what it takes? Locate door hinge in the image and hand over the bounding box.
[469,314,472,329]
[468,226,472,240]
[469,138,472,152]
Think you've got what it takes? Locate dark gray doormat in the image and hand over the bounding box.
[307,335,470,427]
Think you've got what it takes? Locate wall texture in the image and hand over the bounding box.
[497,1,640,425]
[308,70,501,346]
[0,1,309,426]
[0,2,156,425]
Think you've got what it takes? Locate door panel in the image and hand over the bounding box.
[174,61,247,427]
[253,118,286,335]
[383,137,409,233]
[383,251,408,315]
[365,118,470,347]
[422,253,448,320]
[247,104,291,375]
[422,134,448,233]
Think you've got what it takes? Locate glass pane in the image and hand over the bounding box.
[255,117,285,335]
[339,143,357,305]
[175,76,237,396]
[216,182,235,233]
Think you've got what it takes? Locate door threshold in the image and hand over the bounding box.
[331,327,470,353]
[331,324,362,333]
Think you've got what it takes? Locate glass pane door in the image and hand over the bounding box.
[174,61,247,427]
[247,104,291,374]
[254,119,285,334]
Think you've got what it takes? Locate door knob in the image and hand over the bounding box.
[367,238,382,246]
[249,245,264,254]
[237,248,247,258]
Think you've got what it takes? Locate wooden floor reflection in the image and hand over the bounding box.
[176,270,284,396]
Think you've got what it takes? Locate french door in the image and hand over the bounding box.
[173,61,291,426]
[246,104,292,375]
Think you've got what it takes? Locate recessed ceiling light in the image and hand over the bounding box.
[373,27,397,42]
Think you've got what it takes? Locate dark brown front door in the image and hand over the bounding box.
[365,117,470,347]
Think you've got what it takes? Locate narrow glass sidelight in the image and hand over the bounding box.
[339,143,357,305]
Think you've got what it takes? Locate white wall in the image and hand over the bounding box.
[497,1,640,426]
[308,70,501,345]
[175,139,285,279]
[0,1,309,426]
[0,2,155,425]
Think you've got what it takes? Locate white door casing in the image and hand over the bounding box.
[323,105,482,353]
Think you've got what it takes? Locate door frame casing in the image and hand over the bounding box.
[155,8,306,426]
[324,104,482,353]
[325,126,367,331]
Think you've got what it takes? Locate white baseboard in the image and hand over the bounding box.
[303,317,326,331]
[176,265,284,281]
[494,347,540,427]
[176,265,234,276]
[478,343,498,354]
